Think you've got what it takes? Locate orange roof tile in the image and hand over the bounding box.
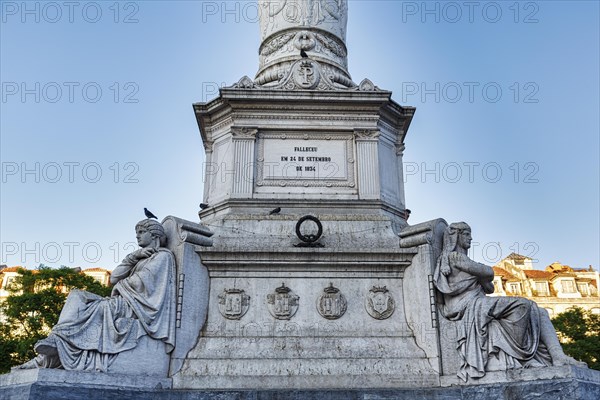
[546,263,573,273]
[493,267,520,281]
[0,266,25,273]
[524,270,554,279]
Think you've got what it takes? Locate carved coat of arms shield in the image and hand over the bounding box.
[366,286,395,320]
[218,288,250,320]
[317,283,347,320]
[267,283,299,320]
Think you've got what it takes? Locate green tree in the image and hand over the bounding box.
[552,306,600,370]
[0,265,111,373]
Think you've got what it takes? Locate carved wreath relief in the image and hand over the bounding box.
[295,31,316,52]
[317,283,347,320]
[267,283,300,320]
[365,286,395,320]
[218,289,250,320]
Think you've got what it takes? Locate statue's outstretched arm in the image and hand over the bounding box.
[450,252,494,280]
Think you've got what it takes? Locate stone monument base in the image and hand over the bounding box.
[0,369,171,400]
[2,366,599,400]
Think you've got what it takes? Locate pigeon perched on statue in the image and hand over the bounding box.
[144,208,158,219]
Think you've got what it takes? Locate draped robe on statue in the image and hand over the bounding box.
[434,255,552,381]
[46,249,176,371]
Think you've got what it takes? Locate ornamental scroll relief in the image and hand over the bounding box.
[259,30,348,71]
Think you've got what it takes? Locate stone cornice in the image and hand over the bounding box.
[243,114,379,122]
[199,248,417,276]
[219,87,393,102]
[196,95,416,155]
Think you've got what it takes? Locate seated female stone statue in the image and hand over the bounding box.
[434,222,585,381]
[19,219,176,372]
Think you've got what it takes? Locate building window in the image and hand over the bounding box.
[493,280,502,292]
[508,282,521,295]
[561,280,576,293]
[3,276,16,290]
[535,282,549,296]
[576,282,589,296]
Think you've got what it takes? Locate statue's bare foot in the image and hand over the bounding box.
[11,353,62,370]
[553,353,587,368]
[12,355,43,370]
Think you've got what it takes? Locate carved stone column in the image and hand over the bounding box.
[396,142,406,209]
[202,141,214,204]
[230,127,257,198]
[355,129,380,199]
[256,0,351,87]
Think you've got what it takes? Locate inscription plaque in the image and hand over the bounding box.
[257,133,355,188]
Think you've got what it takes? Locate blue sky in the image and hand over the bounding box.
[1,0,598,271]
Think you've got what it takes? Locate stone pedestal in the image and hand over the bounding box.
[0,369,172,400]
[172,214,440,389]
[3,365,599,399]
[179,81,436,389]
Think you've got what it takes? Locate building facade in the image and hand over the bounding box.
[491,254,600,316]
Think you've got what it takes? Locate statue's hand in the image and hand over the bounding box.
[482,280,495,294]
[440,252,462,276]
[132,247,157,261]
[114,248,156,283]
[440,263,452,276]
[448,252,462,268]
